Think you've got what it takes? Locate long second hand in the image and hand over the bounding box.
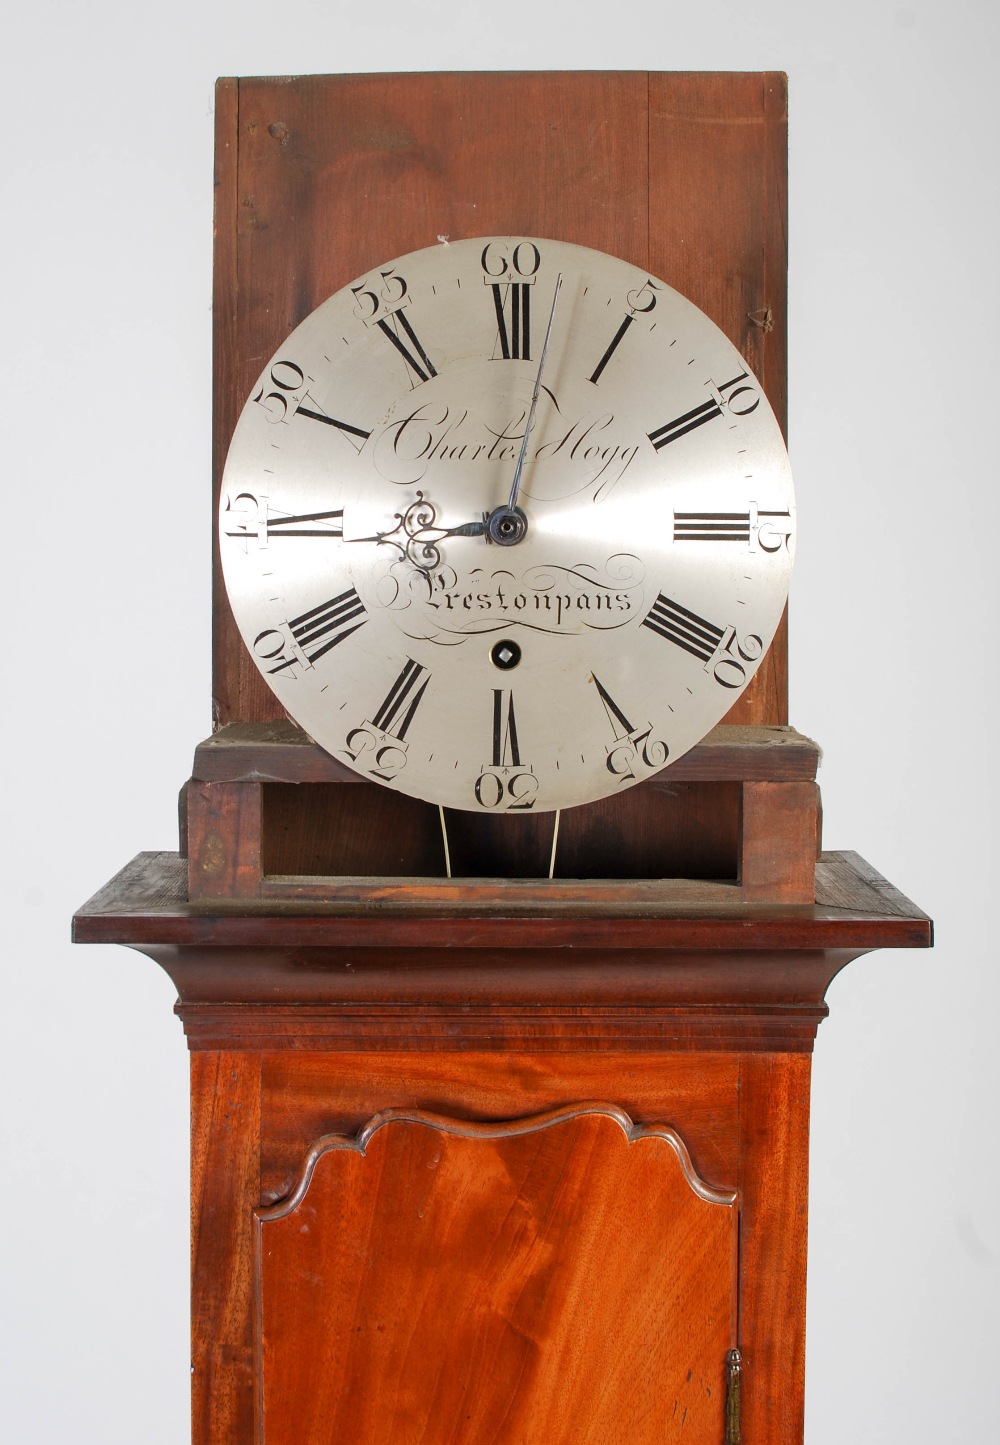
[507,272,563,511]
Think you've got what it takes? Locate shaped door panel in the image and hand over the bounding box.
[255,1104,738,1443]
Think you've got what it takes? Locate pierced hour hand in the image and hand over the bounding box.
[377,493,490,572]
[437,518,488,538]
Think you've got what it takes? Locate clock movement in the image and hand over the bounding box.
[73,72,931,1445]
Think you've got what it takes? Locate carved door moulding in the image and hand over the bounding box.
[255,1104,739,1443]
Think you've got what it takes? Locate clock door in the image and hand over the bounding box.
[254,1106,738,1444]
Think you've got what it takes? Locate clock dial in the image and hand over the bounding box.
[220,237,795,813]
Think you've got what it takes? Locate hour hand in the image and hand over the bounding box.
[378,494,489,572]
[440,518,487,538]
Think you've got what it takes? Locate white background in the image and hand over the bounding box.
[2,3,996,1441]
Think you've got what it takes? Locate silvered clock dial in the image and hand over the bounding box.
[220,237,795,814]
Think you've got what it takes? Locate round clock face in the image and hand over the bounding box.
[220,237,794,814]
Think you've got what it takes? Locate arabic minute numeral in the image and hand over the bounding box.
[351,269,437,384]
[252,359,370,449]
[641,594,763,688]
[475,769,539,810]
[252,628,303,680]
[648,371,761,450]
[351,267,410,320]
[710,629,764,688]
[252,360,305,421]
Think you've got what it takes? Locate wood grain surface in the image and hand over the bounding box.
[256,1052,743,1206]
[737,1053,812,1444]
[73,848,932,949]
[180,1051,814,1443]
[190,1052,260,1443]
[254,1106,737,1443]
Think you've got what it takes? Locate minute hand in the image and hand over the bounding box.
[507,271,563,512]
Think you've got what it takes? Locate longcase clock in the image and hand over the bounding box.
[74,72,931,1445]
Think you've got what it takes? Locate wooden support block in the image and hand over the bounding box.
[191,1051,261,1442]
[740,781,820,904]
[186,780,263,901]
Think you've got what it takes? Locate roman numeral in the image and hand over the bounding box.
[641,596,762,690]
[295,401,370,448]
[376,310,438,383]
[673,511,752,543]
[288,588,367,663]
[588,314,634,384]
[648,397,724,450]
[262,508,345,539]
[223,495,344,547]
[372,658,430,741]
[344,657,431,781]
[672,506,793,550]
[475,688,537,808]
[593,675,636,739]
[490,282,532,359]
[492,689,522,768]
[648,372,759,450]
[641,594,725,664]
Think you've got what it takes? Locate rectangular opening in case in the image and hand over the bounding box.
[260,780,741,882]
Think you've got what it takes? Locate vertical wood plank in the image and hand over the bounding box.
[186,780,263,900]
[758,73,789,442]
[648,72,788,725]
[648,74,769,350]
[737,1052,812,1444]
[748,72,790,726]
[740,781,819,903]
[191,1051,261,1444]
[212,78,240,731]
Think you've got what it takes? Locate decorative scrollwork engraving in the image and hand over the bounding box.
[374,491,486,574]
